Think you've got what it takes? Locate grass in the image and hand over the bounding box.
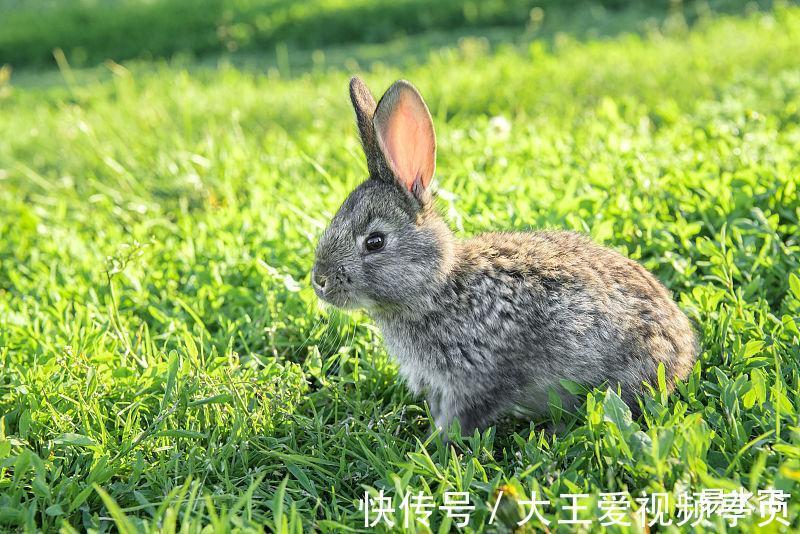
[1,1,800,532]
[0,0,774,68]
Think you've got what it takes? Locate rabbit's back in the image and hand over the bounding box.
[462,230,697,386]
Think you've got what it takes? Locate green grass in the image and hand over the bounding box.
[1,3,800,532]
[0,0,774,68]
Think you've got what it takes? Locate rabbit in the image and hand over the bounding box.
[311,76,698,437]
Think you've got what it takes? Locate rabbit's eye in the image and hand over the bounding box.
[364,232,385,252]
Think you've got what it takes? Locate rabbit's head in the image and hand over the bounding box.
[312,77,455,313]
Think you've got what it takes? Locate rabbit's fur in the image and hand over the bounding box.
[312,77,698,435]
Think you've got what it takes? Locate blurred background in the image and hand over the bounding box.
[0,0,779,74]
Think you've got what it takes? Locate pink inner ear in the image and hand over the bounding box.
[377,92,435,192]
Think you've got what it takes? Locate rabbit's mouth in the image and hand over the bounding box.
[316,287,347,307]
[316,288,366,311]
[312,272,353,309]
[311,262,361,309]
[312,273,370,310]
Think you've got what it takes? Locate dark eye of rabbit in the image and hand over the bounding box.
[364,232,385,252]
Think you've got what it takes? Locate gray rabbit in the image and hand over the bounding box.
[312,76,698,436]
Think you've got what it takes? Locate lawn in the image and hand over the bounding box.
[1,0,800,532]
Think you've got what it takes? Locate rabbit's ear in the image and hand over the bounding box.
[349,76,386,179]
[373,80,436,194]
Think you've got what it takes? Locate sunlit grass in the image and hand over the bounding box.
[1,4,799,532]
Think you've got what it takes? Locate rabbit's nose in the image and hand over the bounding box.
[312,268,328,291]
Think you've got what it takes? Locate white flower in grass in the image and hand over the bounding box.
[488,116,512,139]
